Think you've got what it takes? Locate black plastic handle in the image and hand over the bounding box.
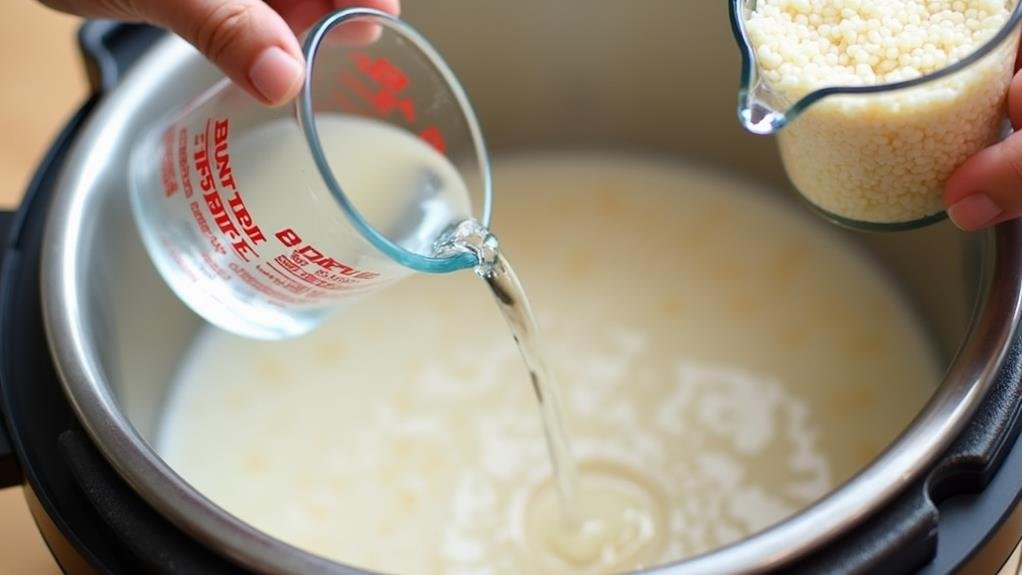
[0,210,20,489]
[0,16,244,574]
[60,430,247,574]
[0,22,165,493]
[78,20,166,94]
[785,317,1022,573]
[54,21,244,575]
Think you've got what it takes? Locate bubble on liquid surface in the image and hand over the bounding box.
[516,460,668,574]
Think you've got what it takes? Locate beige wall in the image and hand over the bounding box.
[1,2,87,573]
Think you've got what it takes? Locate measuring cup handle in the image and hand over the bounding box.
[78,20,165,94]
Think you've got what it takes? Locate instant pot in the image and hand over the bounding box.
[5,3,1022,573]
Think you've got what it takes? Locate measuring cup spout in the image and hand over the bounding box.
[731,0,792,135]
[738,79,789,136]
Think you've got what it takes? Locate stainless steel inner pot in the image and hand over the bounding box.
[40,2,1022,574]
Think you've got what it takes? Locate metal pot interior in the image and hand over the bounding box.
[43,1,1000,573]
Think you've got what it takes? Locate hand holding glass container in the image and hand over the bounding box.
[731,0,1022,230]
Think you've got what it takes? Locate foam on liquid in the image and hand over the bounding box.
[158,154,939,574]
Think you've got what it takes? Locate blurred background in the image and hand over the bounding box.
[1,2,87,573]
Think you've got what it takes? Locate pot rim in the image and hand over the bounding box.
[40,35,1022,575]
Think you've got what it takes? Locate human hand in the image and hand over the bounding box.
[38,0,400,106]
[945,42,1022,231]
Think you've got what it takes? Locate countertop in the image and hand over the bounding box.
[1,2,87,573]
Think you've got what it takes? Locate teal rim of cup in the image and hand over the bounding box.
[297,8,493,274]
[730,0,1022,134]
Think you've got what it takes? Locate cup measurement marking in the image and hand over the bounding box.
[156,54,455,306]
[335,52,448,154]
[155,116,389,309]
[194,118,264,261]
[176,127,194,199]
[160,128,177,198]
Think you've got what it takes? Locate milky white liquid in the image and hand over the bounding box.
[132,114,471,338]
[157,154,939,574]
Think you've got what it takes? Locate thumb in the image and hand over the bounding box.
[945,130,1022,231]
[142,0,304,106]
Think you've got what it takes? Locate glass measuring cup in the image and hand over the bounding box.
[129,8,491,340]
[730,0,1022,231]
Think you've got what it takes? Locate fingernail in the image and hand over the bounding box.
[248,47,303,105]
[948,193,1004,231]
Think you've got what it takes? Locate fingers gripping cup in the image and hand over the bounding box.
[130,9,492,339]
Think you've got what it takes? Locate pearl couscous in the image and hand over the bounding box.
[745,0,1018,224]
